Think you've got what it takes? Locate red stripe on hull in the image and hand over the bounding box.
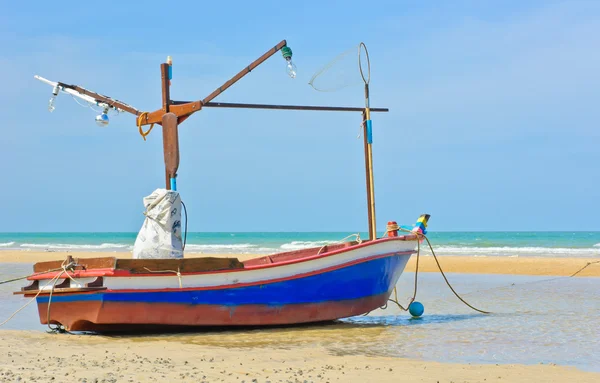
[37,293,389,332]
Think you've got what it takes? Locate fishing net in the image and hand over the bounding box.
[309,43,371,92]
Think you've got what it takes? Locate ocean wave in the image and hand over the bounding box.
[594,243,600,248]
[424,246,600,256]
[280,240,333,251]
[19,243,131,251]
[0,241,16,247]
[183,243,260,253]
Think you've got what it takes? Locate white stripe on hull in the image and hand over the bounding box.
[101,239,416,291]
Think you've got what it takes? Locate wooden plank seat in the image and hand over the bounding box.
[32,256,245,275]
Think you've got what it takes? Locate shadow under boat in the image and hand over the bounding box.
[74,313,486,337]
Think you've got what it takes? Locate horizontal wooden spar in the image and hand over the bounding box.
[138,101,389,126]
[199,101,389,112]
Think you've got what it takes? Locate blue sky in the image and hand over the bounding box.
[1,0,599,232]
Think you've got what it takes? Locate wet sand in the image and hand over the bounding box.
[0,250,598,276]
[0,330,597,383]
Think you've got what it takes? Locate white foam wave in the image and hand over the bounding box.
[280,241,333,251]
[0,241,16,247]
[256,247,279,253]
[594,243,600,248]
[425,246,600,257]
[184,243,260,253]
[19,243,131,251]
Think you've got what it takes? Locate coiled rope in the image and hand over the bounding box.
[137,112,155,141]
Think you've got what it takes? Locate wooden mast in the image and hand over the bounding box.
[160,62,179,190]
[360,43,377,240]
[362,110,375,241]
[147,41,380,236]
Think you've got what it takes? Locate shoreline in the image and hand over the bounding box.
[0,250,598,276]
[0,330,597,382]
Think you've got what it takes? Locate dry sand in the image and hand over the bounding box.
[0,330,597,383]
[1,252,599,382]
[0,251,598,277]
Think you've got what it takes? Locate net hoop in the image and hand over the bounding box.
[358,42,371,85]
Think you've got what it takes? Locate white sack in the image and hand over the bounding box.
[133,189,183,259]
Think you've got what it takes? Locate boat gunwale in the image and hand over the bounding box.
[21,250,414,297]
[26,234,420,281]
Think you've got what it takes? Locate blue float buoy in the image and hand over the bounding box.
[409,301,424,317]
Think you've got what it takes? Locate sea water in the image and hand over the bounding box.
[1,263,598,372]
[0,231,599,257]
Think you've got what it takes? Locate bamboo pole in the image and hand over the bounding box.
[363,89,377,240]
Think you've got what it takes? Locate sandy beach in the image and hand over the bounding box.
[0,330,597,383]
[1,250,598,277]
[1,251,599,382]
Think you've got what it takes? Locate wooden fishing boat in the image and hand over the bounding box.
[17,40,430,331]
[16,228,425,332]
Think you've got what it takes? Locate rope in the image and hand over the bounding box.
[454,260,600,299]
[569,260,600,277]
[316,233,362,256]
[46,270,65,333]
[143,267,183,288]
[413,229,490,314]
[384,222,400,233]
[366,222,421,314]
[0,272,63,327]
[361,224,414,316]
[0,260,76,329]
[381,223,420,312]
[70,94,104,113]
[389,244,421,312]
[181,200,188,251]
[137,112,155,141]
[374,225,490,315]
[46,260,78,333]
[0,267,65,285]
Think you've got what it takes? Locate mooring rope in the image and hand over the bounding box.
[419,233,491,314]
[0,267,66,286]
[569,260,600,277]
[45,270,66,333]
[453,259,600,299]
[0,260,76,330]
[0,273,61,327]
[374,223,490,315]
[381,223,421,312]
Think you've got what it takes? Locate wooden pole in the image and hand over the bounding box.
[160,63,179,190]
[202,40,288,105]
[200,101,389,113]
[362,110,374,241]
[363,85,377,240]
[160,63,170,113]
[162,113,180,191]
